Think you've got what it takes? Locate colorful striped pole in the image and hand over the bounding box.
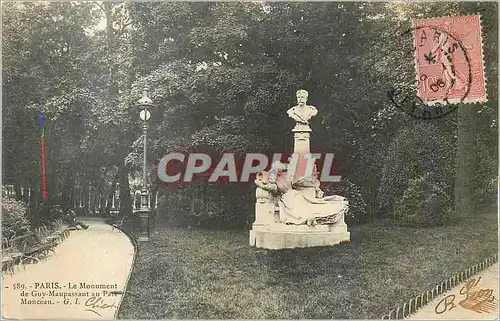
[40,110,47,199]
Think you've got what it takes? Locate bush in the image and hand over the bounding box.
[158,180,367,228]
[156,184,254,229]
[379,122,450,216]
[393,174,452,227]
[156,188,198,227]
[26,201,67,228]
[322,179,368,224]
[2,195,31,240]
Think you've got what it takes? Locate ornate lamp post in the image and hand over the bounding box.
[137,88,153,242]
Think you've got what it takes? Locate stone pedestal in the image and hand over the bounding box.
[293,127,311,154]
[137,209,150,242]
[137,189,151,242]
[249,223,350,250]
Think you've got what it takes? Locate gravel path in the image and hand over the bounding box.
[2,219,135,320]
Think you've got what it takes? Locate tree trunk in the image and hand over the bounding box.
[103,2,119,103]
[82,181,89,216]
[104,178,118,216]
[61,171,74,213]
[454,104,477,219]
[14,184,22,201]
[118,164,133,218]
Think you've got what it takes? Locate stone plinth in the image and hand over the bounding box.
[293,131,311,154]
[249,223,350,250]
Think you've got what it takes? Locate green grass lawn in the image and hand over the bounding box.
[118,213,497,319]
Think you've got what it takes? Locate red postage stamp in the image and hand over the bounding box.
[412,15,487,105]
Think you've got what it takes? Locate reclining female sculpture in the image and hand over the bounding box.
[254,161,348,226]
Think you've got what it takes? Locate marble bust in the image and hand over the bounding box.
[286,89,318,125]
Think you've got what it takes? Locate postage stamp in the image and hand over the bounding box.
[412,15,487,105]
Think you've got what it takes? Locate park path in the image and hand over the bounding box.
[408,262,498,320]
[2,218,135,320]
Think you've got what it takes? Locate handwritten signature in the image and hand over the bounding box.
[435,276,498,314]
[84,297,117,317]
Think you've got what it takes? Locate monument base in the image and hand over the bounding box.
[249,224,350,250]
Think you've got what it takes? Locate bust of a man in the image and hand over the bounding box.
[287,89,318,125]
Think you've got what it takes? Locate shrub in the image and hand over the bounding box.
[322,178,368,224]
[156,184,254,229]
[393,174,452,227]
[156,188,192,227]
[26,201,67,228]
[378,122,449,216]
[2,195,31,240]
[186,185,253,229]
[159,180,368,228]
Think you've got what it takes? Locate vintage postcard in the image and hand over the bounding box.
[2,1,498,320]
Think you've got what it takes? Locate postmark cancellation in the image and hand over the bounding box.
[412,15,487,106]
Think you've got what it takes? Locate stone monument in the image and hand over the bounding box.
[249,89,350,249]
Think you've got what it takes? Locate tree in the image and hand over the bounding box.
[454,2,498,217]
[2,2,97,208]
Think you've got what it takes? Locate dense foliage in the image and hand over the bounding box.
[2,2,497,229]
[2,194,31,239]
[324,179,368,224]
[393,174,452,227]
[156,184,253,229]
[379,122,449,217]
